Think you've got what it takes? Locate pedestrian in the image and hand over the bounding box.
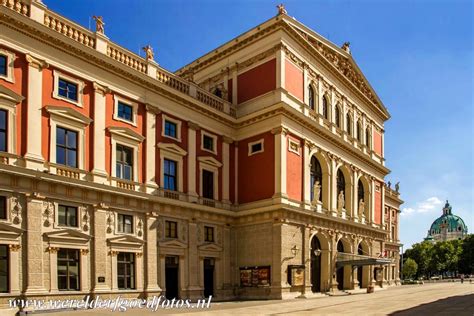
[460,274,464,284]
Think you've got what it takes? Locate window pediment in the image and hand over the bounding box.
[46,105,92,126]
[108,126,145,143]
[0,85,24,107]
[44,228,91,246]
[159,239,188,249]
[198,156,222,168]
[0,222,24,241]
[157,142,187,156]
[198,243,222,252]
[107,235,144,249]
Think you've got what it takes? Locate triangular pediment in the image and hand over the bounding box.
[159,238,188,249]
[198,243,222,252]
[44,228,91,245]
[46,105,93,126]
[0,85,24,107]
[157,142,187,156]
[107,235,144,248]
[0,222,24,241]
[198,156,222,168]
[108,126,145,143]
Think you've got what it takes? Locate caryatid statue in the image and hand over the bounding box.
[312,180,321,204]
[337,191,345,211]
[142,45,154,61]
[93,16,105,34]
[358,199,365,218]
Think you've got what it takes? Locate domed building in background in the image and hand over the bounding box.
[425,201,468,242]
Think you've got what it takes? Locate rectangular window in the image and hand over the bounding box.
[58,78,78,101]
[202,169,214,199]
[203,135,214,152]
[204,226,214,242]
[57,248,80,291]
[0,196,5,220]
[0,245,8,293]
[117,102,133,122]
[56,127,78,168]
[117,214,133,234]
[165,220,177,239]
[0,109,7,152]
[58,205,78,227]
[250,142,262,154]
[164,120,177,139]
[117,252,135,290]
[0,55,6,76]
[116,144,133,181]
[163,159,177,191]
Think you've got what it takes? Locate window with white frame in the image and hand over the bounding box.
[202,169,214,199]
[116,144,133,181]
[117,213,134,234]
[108,126,144,183]
[163,158,177,191]
[57,248,80,291]
[0,109,6,152]
[117,252,135,290]
[113,96,137,126]
[161,115,181,141]
[158,143,187,192]
[0,85,23,156]
[0,49,15,83]
[248,139,264,156]
[52,70,84,107]
[201,131,217,154]
[58,205,78,228]
[198,156,221,200]
[46,106,91,170]
[165,220,178,239]
[204,226,214,242]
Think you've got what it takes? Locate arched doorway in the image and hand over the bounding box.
[336,240,345,290]
[357,243,363,286]
[310,236,322,292]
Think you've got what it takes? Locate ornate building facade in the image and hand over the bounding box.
[0,1,403,312]
[425,201,468,243]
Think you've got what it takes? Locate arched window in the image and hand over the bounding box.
[310,156,323,202]
[308,85,315,110]
[356,121,362,142]
[335,105,341,128]
[365,128,371,148]
[322,96,329,120]
[337,169,345,196]
[358,243,364,255]
[346,113,352,136]
[337,240,345,253]
[358,179,364,202]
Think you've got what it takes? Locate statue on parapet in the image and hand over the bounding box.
[341,42,351,53]
[395,182,400,193]
[93,16,105,34]
[142,45,155,61]
[276,4,287,15]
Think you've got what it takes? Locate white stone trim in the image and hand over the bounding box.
[113,95,138,126]
[52,70,85,108]
[0,102,17,156]
[248,139,264,156]
[158,143,187,192]
[198,156,221,200]
[110,135,140,183]
[288,138,300,155]
[200,130,218,155]
[0,49,15,84]
[114,212,135,236]
[47,106,89,170]
[162,114,182,142]
[52,202,86,231]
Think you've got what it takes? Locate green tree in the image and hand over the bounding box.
[459,235,474,274]
[404,241,433,277]
[403,258,418,279]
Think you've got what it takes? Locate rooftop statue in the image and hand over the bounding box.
[142,45,155,61]
[276,4,287,15]
[93,16,105,34]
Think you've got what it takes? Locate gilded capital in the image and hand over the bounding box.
[25,54,49,70]
[271,126,288,136]
[93,82,110,95]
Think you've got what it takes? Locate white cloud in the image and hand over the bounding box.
[401,196,443,217]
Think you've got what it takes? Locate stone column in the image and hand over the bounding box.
[370,178,376,224]
[92,82,109,183]
[187,122,199,202]
[92,205,110,292]
[329,157,338,216]
[48,247,58,292]
[234,143,239,204]
[231,70,238,105]
[276,49,285,90]
[352,170,359,221]
[136,253,144,290]
[145,212,161,295]
[9,245,21,295]
[25,195,46,294]
[329,232,338,291]
[145,105,160,193]
[159,255,166,293]
[381,184,386,229]
[272,127,288,202]
[303,140,312,209]
[80,249,89,292]
[187,221,201,299]
[222,137,232,205]
[110,251,118,291]
[222,226,231,289]
[25,55,48,170]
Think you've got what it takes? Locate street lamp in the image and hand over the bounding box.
[291,245,300,257]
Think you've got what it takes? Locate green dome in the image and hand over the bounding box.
[427,201,468,236]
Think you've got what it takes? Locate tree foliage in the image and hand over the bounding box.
[402,258,418,279]
[403,236,472,278]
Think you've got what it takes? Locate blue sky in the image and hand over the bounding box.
[43,0,473,249]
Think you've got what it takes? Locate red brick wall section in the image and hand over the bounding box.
[286,136,302,201]
[374,182,382,225]
[285,59,304,102]
[238,132,274,204]
[237,59,276,104]
[373,130,383,156]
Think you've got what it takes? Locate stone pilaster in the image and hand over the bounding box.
[272,127,288,201]
[187,122,199,202]
[187,221,201,299]
[303,140,312,209]
[145,212,161,295]
[145,105,160,193]
[92,204,110,292]
[222,137,232,204]
[25,54,48,170]
[92,82,109,183]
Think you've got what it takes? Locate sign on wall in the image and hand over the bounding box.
[287,265,305,286]
[239,266,271,287]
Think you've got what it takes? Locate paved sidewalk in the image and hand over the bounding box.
[46,282,474,315]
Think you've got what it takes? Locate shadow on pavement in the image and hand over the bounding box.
[390,294,474,316]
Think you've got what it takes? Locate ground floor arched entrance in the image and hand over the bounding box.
[336,240,345,290]
[310,236,322,293]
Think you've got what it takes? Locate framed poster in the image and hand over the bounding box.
[240,266,271,287]
[240,269,252,287]
[288,265,305,286]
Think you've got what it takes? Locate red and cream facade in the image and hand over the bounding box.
[0,0,403,310]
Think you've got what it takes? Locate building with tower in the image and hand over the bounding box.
[0,1,403,312]
[425,201,468,243]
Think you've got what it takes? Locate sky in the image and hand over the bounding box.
[43,0,473,249]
